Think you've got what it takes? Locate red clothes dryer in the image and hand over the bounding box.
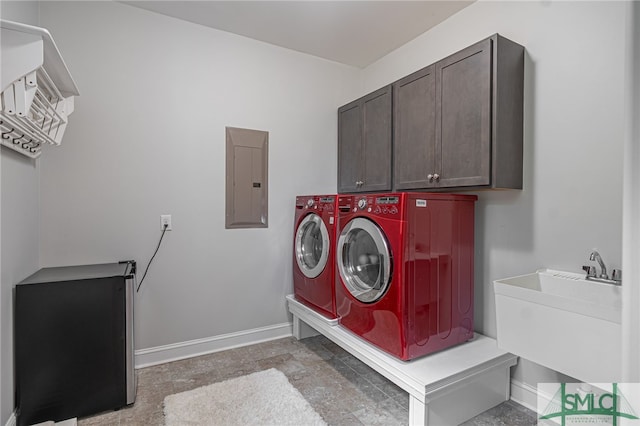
[335,192,477,360]
[293,195,338,319]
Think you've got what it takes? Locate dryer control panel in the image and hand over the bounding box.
[371,196,400,216]
[342,195,402,218]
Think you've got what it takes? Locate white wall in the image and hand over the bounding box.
[38,1,360,352]
[3,1,628,421]
[0,2,41,424]
[361,0,626,391]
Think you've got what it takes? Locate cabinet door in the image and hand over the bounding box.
[436,39,492,188]
[393,65,436,190]
[361,85,392,192]
[338,101,362,193]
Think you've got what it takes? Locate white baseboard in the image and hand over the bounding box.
[510,378,538,412]
[135,322,293,368]
[4,412,15,426]
[510,378,557,416]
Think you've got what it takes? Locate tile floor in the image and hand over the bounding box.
[78,335,537,425]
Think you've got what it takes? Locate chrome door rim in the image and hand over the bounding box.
[295,213,330,278]
[337,217,391,303]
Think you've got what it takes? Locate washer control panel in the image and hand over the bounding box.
[296,196,335,212]
[320,196,335,212]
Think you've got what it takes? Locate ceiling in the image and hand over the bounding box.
[121,1,474,68]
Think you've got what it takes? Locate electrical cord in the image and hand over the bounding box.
[137,224,168,292]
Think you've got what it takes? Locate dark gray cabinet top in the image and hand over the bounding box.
[18,262,132,285]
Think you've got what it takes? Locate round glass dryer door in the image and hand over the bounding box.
[337,217,392,303]
[295,213,330,278]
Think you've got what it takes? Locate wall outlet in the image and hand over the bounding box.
[160,215,172,231]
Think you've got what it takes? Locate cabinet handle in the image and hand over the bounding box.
[428,174,434,183]
[433,174,440,182]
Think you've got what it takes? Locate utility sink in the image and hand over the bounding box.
[494,269,621,382]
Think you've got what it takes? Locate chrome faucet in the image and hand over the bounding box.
[583,250,622,285]
[589,250,608,279]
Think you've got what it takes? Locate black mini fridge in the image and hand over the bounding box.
[14,262,137,426]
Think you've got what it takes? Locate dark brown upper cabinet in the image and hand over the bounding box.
[338,85,392,193]
[393,65,436,190]
[393,34,524,191]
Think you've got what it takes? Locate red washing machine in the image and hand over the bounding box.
[335,192,477,360]
[293,195,338,319]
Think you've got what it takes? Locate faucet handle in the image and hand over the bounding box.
[612,269,622,282]
[582,265,596,277]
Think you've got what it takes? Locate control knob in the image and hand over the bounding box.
[357,198,367,210]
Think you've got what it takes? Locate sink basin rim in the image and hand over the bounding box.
[493,268,621,324]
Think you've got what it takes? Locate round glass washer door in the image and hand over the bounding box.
[337,217,392,303]
[295,213,330,279]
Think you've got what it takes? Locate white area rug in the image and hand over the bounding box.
[163,368,327,426]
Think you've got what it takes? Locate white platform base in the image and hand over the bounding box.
[286,295,518,426]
